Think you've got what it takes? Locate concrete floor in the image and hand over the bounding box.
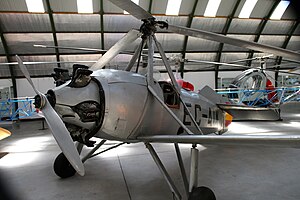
[0,102,300,200]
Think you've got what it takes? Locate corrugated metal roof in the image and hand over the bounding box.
[223,35,256,51]
[4,33,55,54]
[186,37,220,51]
[262,20,294,35]
[0,0,298,80]
[258,35,286,47]
[0,13,51,33]
[56,33,102,53]
[54,14,101,32]
[227,19,261,34]
[103,15,140,32]
[191,17,227,33]
[0,0,27,12]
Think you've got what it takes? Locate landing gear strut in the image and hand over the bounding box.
[145,142,216,200]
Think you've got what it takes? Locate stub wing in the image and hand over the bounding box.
[138,135,300,148]
[217,103,281,121]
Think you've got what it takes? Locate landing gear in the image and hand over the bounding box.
[188,186,216,200]
[53,153,76,178]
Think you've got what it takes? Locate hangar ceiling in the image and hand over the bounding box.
[0,0,299,80]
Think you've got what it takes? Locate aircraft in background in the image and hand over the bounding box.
[14,0,300,199]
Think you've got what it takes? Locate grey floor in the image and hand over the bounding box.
[0,102,300,200]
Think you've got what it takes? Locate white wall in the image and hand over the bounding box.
[16,77,55,97]
[184,72,215,91]
[0,79,13,89]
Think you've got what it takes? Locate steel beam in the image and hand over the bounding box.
[179,0,199,78]
[45,0,60,67]
[0,20,18,113]
[246,0,281,67]
[274,21,299,87]
[214,0,242,89]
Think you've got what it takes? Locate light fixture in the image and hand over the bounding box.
[270,0,290,20]
[166,0,182,16]
[124,0,139,14]
[25,0,45,13]
[238,0,258,18]
[77,0,93,14]
[204,0,222,17]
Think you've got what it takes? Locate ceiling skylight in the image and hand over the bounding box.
[124,0,139,14]
[166,0,182,16]
[270,0,290,20]
[25,0,45,13]
[77,0,93,13]
[238,0,258,18]
[204,0,221,17]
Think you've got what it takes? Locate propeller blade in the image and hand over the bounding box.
[42,96,85,176]
[90,29,142,71]
[108,0,152,20]
[16,55,40,95]
[168,25,300,61]
[16,55,85,176]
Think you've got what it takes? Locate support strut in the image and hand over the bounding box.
[189,145,199,192]
[145,143,182,200]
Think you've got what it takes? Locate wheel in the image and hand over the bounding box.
[188,186,216,200]
[53,153,76,178]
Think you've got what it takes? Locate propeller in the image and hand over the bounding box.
[16,55,85,176]
[107,0,300,62]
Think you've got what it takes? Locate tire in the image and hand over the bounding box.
[53,153,76,178]
[188,186,216,200]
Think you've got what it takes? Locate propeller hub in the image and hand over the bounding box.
[34,94,46,110]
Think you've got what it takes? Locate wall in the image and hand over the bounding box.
[16,77,55,97]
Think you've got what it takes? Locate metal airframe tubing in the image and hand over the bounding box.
[82,139,107,163]
[147,35,154,86]
[145,143,182,200]
[153,35,203,134]
[174,143,189,197]
[76,142,84,154]
[125,38,145,71]
[189,146,199,192]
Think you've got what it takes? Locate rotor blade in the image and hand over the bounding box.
[34,44,107,53]
[138,135,300,148]
[108,0,152,20]
[167,25,300,61]
[185,59,247,68]
[42,96,85,176]
[90,29,142,71]
[16,55,40,95]
[0,61,96,66]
